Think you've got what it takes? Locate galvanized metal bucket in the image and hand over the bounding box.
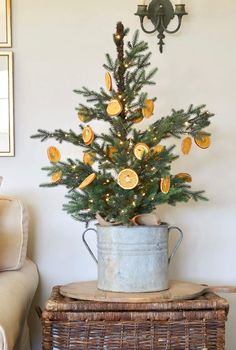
[82,224,183,293]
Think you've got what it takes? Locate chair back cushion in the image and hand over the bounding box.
[0,197,28,271]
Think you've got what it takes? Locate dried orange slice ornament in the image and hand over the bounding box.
[134,143,150,160]
[51,171,62,183]
[79,173,96,189]
[117,169,139,190]
[194,133,211,149]
[78,114,86,122]
[153,144,164,154]
[82,126,94,145]
[47,146,61,163]
[83,152,96,166]
[176,173,192,183]
[107,99,123,117]
[160,176,171,194]
[181,137,192,155]
[132,108,143,124]
[133,114,143,124]
[107,146,118,159]
[142,99,154,118]
[105,72,112,91]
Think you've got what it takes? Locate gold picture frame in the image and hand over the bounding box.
[0,0,12,47]
[0,52,14,156]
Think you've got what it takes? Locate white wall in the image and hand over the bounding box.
[0,0,235,348]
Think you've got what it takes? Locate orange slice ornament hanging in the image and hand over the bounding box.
[83,152,96,166]
[133,110,144,124]
[176,173,192,183]
[117,169,139,190]
[194,133,211,149]
[133,114,143,123]
[153,144,164,154]
[107,99,123,117]
[142,99,154,118]
[105,72,112,91]
[79,173,96,190]
[47,146,61,163]
[78,114,86,122]
[160,176,171,194]
[51,171,62,183]
[181,137,192,155]
[82,126,94,145]
[134,143,150,160]
[107,146,118,159]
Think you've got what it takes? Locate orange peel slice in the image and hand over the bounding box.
[83,152,96,166]
[117,169,139,190]
[160,176,171,194]
[51,171,62,183]
[133,115,143,124]
[176,173,192,183]
[107,99,123,117]
[134,143,150,160]
[132,114,143,124]
[153,144,164,154]
[105,72,112,91]
[79,173,96,189]
[82,126,94,145]
[142,99,154,118]
[78,114,86,122]
[181,137,192,155]
[107,146,118,159]
[194,134,211,149]
[47,146,61,163]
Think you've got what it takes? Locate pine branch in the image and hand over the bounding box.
[103,53,115,72]
[76,104,110,122]
[31,129,84,146]
[74,87,111,103]
[140,105,214,146]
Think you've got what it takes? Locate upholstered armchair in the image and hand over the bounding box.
[0,195,38,350]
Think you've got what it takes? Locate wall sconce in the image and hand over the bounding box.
[135,0,188,53]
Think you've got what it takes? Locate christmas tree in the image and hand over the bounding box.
[31,22,213,226]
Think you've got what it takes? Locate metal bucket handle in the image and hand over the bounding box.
[168,226,183,265]
[82,228,98,264]
[83,226,183,266]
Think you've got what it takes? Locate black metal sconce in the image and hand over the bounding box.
[135,0,188,53]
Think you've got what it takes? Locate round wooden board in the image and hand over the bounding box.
[60,280,210,303]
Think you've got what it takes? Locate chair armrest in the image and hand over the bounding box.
[0,259,38,350]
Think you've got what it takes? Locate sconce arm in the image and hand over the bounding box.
[139,16,162,34]
[162,15,183,34]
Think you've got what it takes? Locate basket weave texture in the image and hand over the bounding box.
[42,286,229,350]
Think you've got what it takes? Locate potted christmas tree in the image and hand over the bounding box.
[32,22,213,293]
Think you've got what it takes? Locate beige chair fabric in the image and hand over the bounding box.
[0,259,39,350]
[0,197,28,271]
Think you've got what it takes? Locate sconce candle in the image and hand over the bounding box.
[135,0,188,53]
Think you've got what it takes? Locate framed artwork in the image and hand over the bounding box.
[0,52,14,156]
[0,0,12,47]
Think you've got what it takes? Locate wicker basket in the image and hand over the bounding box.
[42,286,229,350]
